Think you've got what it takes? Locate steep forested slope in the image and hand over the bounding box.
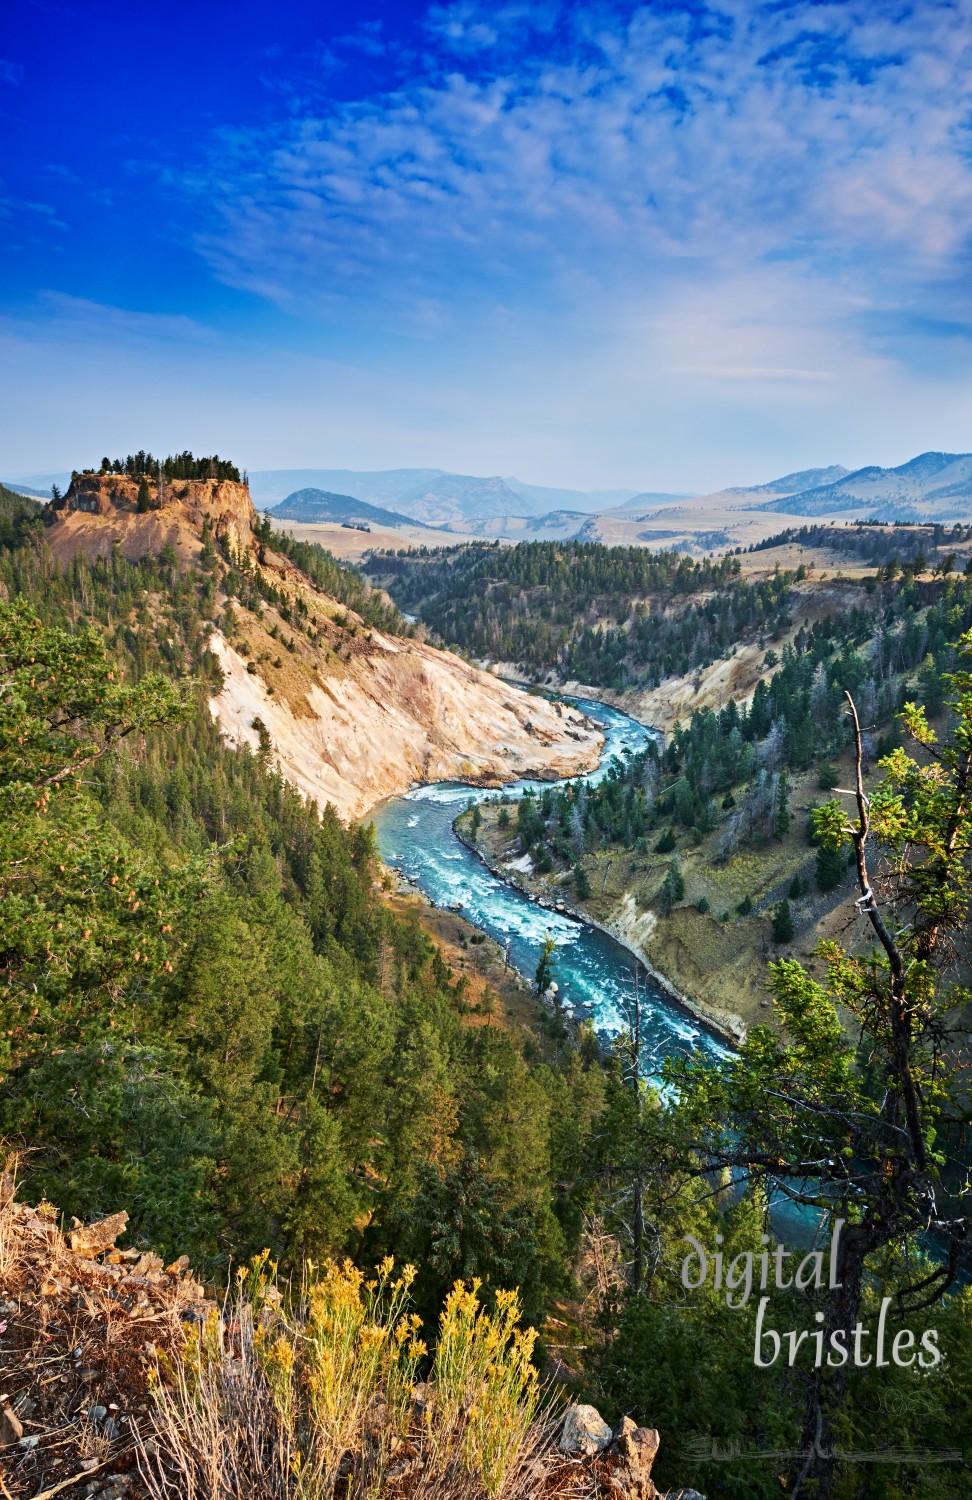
[5,483,972,1498]
[367,540,795,688]
[0,500,603,1326]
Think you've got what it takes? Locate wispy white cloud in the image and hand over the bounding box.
[0,185,66,228]
[333,21,388,58]
[35,292,215,343]
[10,1,972,488]
[186,0,972,356]
[679,367,837,382]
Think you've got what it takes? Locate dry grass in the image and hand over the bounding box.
[2,1174,665,1499]
[0,1158,22,1283]
[135,1259,556,1500]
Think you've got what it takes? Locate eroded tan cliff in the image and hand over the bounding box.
[208,625,600,821]
[45,472,603,820]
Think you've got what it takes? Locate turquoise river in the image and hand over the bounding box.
[371,697,729,1076]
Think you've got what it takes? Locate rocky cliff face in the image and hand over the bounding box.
[209,625,600,821]
[44,473,603,819]
[48,473,256,566]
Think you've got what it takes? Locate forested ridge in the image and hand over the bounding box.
[0,529,609,1342]
[506,572,972,875]
[4,501,972,1496]
[749,519,972,571]
[367,540,781,688]
[369,528,972,693]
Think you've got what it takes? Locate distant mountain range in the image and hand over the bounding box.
[270,488,430,531]
[596,490,705,517]
[1,472,72,498]
[10,452,972,536]
[758,452,972,519]
[732,465,851,497]
[251,468,648,530]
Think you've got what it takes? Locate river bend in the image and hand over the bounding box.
[371,698,728,1076]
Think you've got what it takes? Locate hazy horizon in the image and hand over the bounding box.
[4,2,972,487]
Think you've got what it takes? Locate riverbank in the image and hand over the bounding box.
[459,739,884,1049]
[380,869,588,1057]
[452,820,742,1050]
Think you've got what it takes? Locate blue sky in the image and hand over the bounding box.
[3,0,972,490]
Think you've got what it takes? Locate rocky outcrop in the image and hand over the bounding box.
[557,1404,688,1499]
[609,1416,662,1498]
[0,1188,212,1498]
[46,473,257,568]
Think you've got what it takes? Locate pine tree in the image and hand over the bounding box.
[774,768,791,839]
[660,856,684,915]
[815,837,845,892]
[771,897,794,943]
[534,935,556,995]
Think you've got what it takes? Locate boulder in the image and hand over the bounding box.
[131,1251,164,1278]
[608,1415,661,1498]
[68,1210,129,1256]
[558,1403,613,1456]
